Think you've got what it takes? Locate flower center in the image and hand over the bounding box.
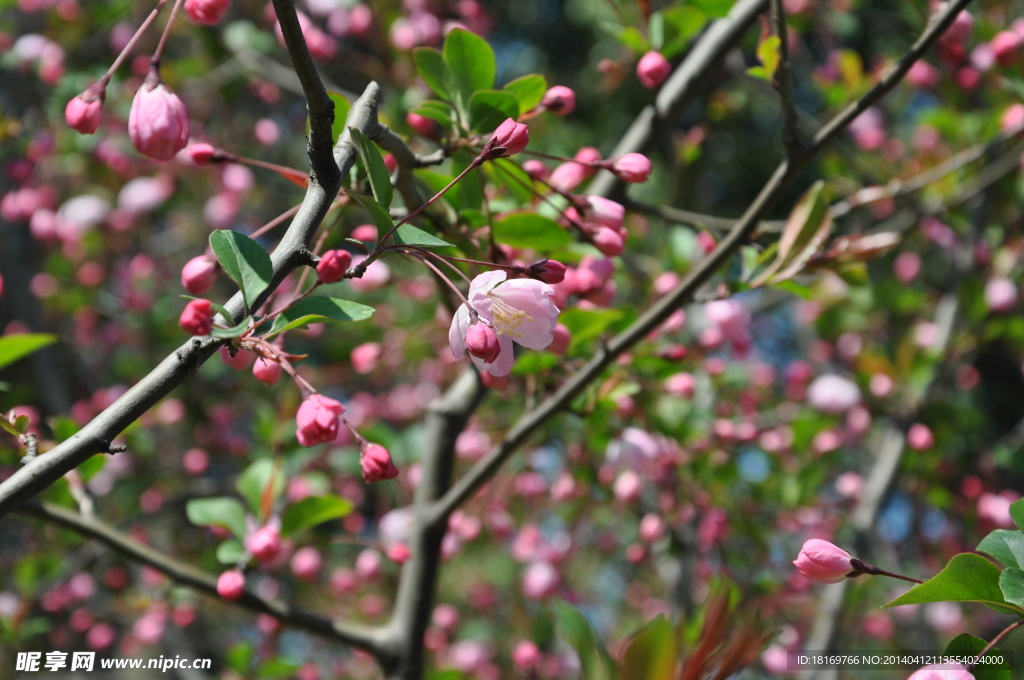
[486,291,532,339]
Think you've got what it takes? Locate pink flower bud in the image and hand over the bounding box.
[522,159,548,179]
[512,641,541,671]
[992,30,1020,67]
[185,0,230,25]
[296,394,345,447]
[355,548,382,578]
[548,162,588,192]
[521,561,559,599]
[216,570,245,600]
[129,69,190,161]
[361,443,399,482]
[907,423,934,451]
[178,299,213,336]
[466,324,501,364]
[540,85,575,115]
[526,259,567,284]
[182,448,209,475]
[64,85,105,135]
[591,227,624,257]
[187,142,217,164]
[582,195,626,230]
[406,112,438,138]
[906,664,975,680]
[317,249,352,283]
[637,51,671,89]
[386,542,411,563]
[432,603,460,631]
[351,342,381,374]
[180,255,217,294]
[639,514,666,543]
[290,547,322,581]
[484,118,529,159]
[664,372,695,399]
[613,470,641,502]
[793,539,856,583]
[985,277,1017,312]
[548,323,571,355]
[906,61,940,89]
[247,526,282,562]
[253,357,281,385]
[611,153,652,183]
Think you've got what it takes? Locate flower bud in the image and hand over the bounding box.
[548,323,571,355]
[522,159,548,180]
[907,423,934,451]
[637,51,671,89]
[216,570,245,600]
[582,195,626,230]
[290,547,322,582]
[483,118,529,159]
[992,30,1021,67]
[521,561,559,599]
[985,277,1017,312]
[247,526,282,562]
[610,153,652,183]
[295,394,345,447]
[793,539,856,583]
[129,68,190,161]
[185,0,230,25]
[316,249,352,283]
[253,357,281,385]
[178,299,213,336]
[180,255,217,294]
[65,85,105,135]
[549,162,588,192]
[406,112,438,138]
[540,85,575,116]
[186,143,218,165]
[526,259,567,284]
[591,226,624,257]
[465,324,501,364]
[361,443,399,482]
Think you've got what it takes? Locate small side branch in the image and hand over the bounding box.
[771,0,801,157]
[19,501,385,652]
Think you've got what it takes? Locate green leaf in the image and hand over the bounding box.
[493,213,571,250]
[236,459,284,519]
[281,495,354,535]
[349,127,393,209]
[77,454,106,482]
[451,151,484,210]
[13,415,29,434]
[211,315,252,339]
[1001,567,1024,608]
[411,101,455,129]
[944,634,1012,680]
[503,74,547,115]
[757,35,782,80]
[216,539,245,564]
[1008,498,1024,532]
[349,192,394,238]
[0,333,56,372]
[559,308,624,351]
[750,180,831,287]
[186,497,247,540]
[225,642,255,675]
[621,615,678,680]
[487,158,535,203]
[618,26,649,53]
[393,224,454,249]
[328,90,351,145]
[661,6,707,58]
[268,297,376,336]
[978,530,1024,570]
[468,89,521,133]
[209,230,273,311]
[746,66,771,81]
[443,28,496,117]
[413,47,452,100]
[690,0,734,18]
[0,415,17,437]
[555,602,617,680]
[884,553,1024,616]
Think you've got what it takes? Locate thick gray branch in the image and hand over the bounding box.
[19,501,384,651]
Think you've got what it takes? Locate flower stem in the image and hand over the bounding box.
[101,0,171,85]
[151,0,184,68]
[378,157,483,246]
[969,620,1023,671]
[849,559,924,584]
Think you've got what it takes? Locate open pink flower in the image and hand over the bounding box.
[450,271,560,377]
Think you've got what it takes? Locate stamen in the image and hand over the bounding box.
[487,291,533,339]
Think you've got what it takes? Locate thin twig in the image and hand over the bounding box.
[771,0,801,157]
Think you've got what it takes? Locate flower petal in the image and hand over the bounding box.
[449,304,472,358]
[470,334,515,376]
[490,279,560,350]
[467,270,507,308]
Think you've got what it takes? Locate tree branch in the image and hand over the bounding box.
[771,0,801,157]
[430,0,973,523]
[18,501,385,652]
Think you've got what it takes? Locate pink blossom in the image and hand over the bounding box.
[985,277,1017,312]
[295,394,345,446]
[291,547,322,581]
[187,142,217,164]
[355,548,383,578]
[449,271,559,377]
[185,0,230,25]
[317,249,352,283]
[581,195,625,230]
[1002,104,1024,134]
[906,61,939,89]
[65,85,105,134]
[129,69,190,161]
[182,448,209,475]
[180,255,217,294]
[351,342,381,374]
[665,372,695,399]
[907,423,934,451]
[540,85,575,115]
[361,443,399,482]
[512,641,541,671]
[638,514,666,543]
[906,664,975,680]
[591,227,624,256]
[484,118,529,159]
[806,374,861,413]
[247,526,282,562]
[637,51,671,88]
[613,470,641,502]
[894,252,921,283]
[549,162,588,192]
[465,323,501,363]
[992,30,1020,66]
[548,323,571,354]
[978,492,1017,528]
[793,539,856,583]
[522,159,548,179]
[835,472,863,499]
[178,299,213,336]
[432,603,460,631]
[521,561,559,599]
[253,358,281,385]
[216,570,245,600]
[611,153,652,183]
[526,259,567,284]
